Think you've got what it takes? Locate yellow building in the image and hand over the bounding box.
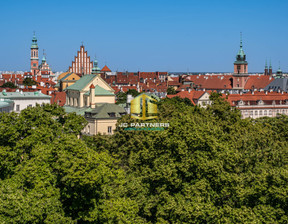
[55,72,80,91]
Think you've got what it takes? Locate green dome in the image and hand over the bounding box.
[31,34,38,49]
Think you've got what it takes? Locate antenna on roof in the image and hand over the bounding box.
[81,41,84,46]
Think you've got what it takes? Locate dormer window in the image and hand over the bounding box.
[108,112,116,117]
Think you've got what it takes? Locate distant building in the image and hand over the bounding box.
[0,99,14,113]
[68,45,93,76]
[30,34,54,77]
[55,72,80,91]
[0,89,51,112]
[227,91,288,119]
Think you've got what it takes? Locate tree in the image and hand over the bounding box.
[167,86,176,95]
[88,94,288,223]
[0,104,141,223]
[116,89,140,104]
[23,77,37,86]
[1,82,17,88]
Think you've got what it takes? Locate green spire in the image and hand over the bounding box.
[92,58,101,74]
[42,49,46,62]
[265,59,268,69]
[31,32,38,49]
[269,59,272,69]
[235,32,246,63]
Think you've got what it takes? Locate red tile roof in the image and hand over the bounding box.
[167,90,209,105]
[244,75,274,89]
[226,91,288,106]
[50,92,66,106]
[101,65,112,72]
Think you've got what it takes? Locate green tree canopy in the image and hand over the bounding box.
[23,77,37,86]
[1,81,17,88]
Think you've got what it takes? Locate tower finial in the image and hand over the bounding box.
[240,32,242,48]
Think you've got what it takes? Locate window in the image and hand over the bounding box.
[108,126,112,134]
[255,111,258,116]
[259,110,262,116]
[16,105,20,111]
[269,110,272,115]
[264,110,267,116]
[108,112,116,117]
[28,104,32,107]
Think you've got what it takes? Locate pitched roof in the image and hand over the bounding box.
[86,103,126,119]
[166,90,208,105]
[66,74,96,91]
[244,76,274,89]
[84,85,114,96]
[226,91,288,106]
[101,65,112,72]
[264,78,288,92]
[50,92,66,106]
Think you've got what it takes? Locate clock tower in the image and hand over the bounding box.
[233,33,249,89]
[30,33,39,76]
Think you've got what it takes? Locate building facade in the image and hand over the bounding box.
[0,89,51,112]
[68,45,93,76]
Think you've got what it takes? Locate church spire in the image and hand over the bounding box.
[92,57,101,75]
[234,32,248,76]
[31,32,38,49]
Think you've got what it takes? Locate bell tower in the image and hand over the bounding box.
[30,32,39,76]
[233,33,249,89]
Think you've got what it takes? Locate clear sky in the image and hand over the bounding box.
[0,0,287,72]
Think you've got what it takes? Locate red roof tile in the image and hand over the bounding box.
[101,65,112,72]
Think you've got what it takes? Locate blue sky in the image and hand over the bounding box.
[0,0,287,72]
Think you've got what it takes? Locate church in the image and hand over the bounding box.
[64,59,126,135]
[30,33,54,77]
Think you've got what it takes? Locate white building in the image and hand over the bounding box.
[0,89,51,112]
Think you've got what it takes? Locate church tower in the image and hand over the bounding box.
[233,33,249,89]
[30,33,39,76]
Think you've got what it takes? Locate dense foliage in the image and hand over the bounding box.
[1,94,288,223]
[167,86,177,95]
[116,89,140,104]
[23,77,37,86]
[1,81,17,88]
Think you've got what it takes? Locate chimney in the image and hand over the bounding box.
[90,84,95,108]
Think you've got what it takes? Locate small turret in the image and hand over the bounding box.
[91,58,101,75]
